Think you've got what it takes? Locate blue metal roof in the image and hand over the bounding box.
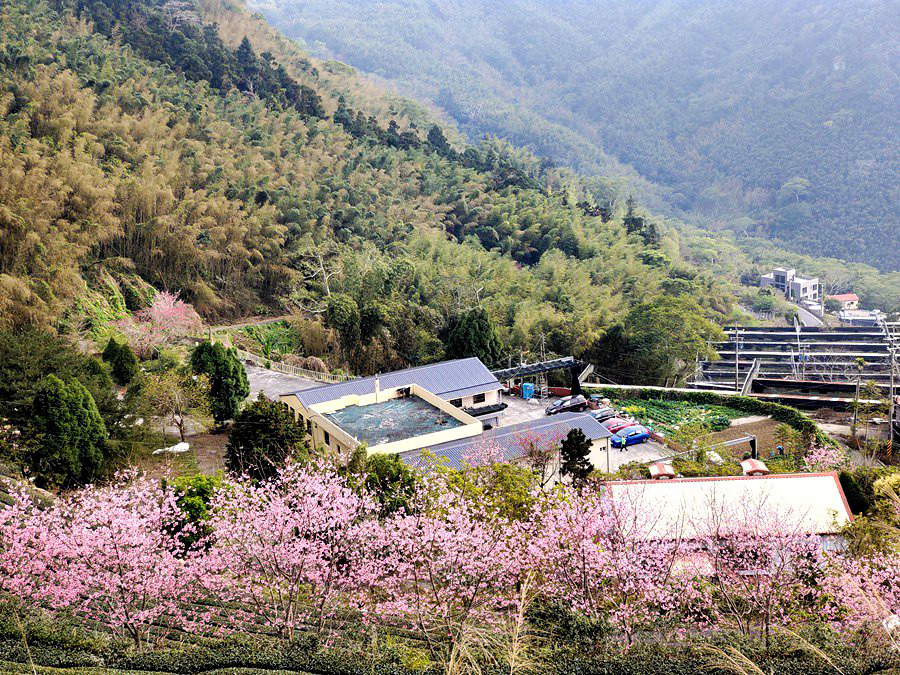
[400,412,612,470]
[286,357,502,407]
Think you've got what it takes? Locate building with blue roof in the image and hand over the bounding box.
[280,357,613,478]
[280,357,505,456]
[400,412,613,478]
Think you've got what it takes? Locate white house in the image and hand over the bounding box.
[760,267,820,302]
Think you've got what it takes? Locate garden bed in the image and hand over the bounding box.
[611,398,748,436]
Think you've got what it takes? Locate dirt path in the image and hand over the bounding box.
[211,315,292,332]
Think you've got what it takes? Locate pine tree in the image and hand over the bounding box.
[111,342,138,386]
[444,308,504,367]
[226,395,307,479]
[560,428,592,486]
[28,375,108,487]
[190,341,249,425]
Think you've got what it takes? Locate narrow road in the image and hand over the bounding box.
[212,315,292,332]
[794,304,823,327]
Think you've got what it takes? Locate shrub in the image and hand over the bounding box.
[839,466,899,515]
[27,375,108,487]
[363,452,418,514]
[226,395,308,479]
[672,458,741,477]
[101,338,139,385]
[170,472,224,548]
[705,412,731,431]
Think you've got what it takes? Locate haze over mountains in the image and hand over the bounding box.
[250,0,900,271]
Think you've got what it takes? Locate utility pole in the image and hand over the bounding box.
[851,358,863,436]
[537,332,548,399]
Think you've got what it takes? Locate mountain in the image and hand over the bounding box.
[250,0,900,272]
[0,0,744,379]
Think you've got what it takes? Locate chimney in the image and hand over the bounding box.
[374,375,380,403]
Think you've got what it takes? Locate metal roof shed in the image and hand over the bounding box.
[287,357,502,407]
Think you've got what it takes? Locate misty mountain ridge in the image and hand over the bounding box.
[252,0,900,272]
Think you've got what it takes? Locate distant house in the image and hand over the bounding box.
[826,293,859,310]
[759,267,820,302]
[280,357,505,456]
[606,472,853,551]
[838,308,883,327]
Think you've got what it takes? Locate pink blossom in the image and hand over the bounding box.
[204,462,378,638]
[371,487,532,654]
[114,291,202,358]
[824,553,900,643]
[529,488,694,645]
[0,471,209,649]
[803,443,849,472]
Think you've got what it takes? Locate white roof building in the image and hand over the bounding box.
[607,472,853,547]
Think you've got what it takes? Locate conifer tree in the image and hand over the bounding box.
[190,341,249,425]
[560,428,592,487]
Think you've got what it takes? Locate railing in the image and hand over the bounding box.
[232,348,357,384]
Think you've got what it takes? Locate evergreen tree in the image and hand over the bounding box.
[226,395,308,480]
[560,428,592,486]
[102,337,120,364]
[28,375,108,487]
[190,341,250,425]
[110,342,138,386]
[427,124,451,154]
[444,308,504,367]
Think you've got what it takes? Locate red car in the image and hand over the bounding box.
[602,417,634,434]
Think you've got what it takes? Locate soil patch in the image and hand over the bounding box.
[709,418,788,461]
[189,432,229,475]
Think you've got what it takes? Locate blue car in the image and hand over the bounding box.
[611,425,650,449]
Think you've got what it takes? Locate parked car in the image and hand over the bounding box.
[590,407,617,422]
[545,394,588,415]
[601,417,634,434]
[611,425,651,449]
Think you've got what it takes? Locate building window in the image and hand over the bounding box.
[324,431,330,446]
[449,398,462,408]
[473,393,486,404]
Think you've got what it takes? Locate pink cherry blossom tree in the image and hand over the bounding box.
[529,486,690,646]
[802,443,849,472]
[205,461,378,638]
[373,487,532,656]
[115,291,202,358]
[825,554,900,645]
[0,471,209,650]
[687,494,826,649]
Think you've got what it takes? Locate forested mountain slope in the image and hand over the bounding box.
[252,0,900,271]
[0,0,745,379]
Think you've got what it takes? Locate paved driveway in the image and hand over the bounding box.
[500,394,554,426]
[794,303,823,327]
[595,439,670,473]
[245,365,320,401]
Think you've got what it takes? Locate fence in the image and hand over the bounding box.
[232,348,357,384]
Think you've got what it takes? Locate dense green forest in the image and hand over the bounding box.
[0,0,744,378]
[0,0,898,389]
[253,0,899,271]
